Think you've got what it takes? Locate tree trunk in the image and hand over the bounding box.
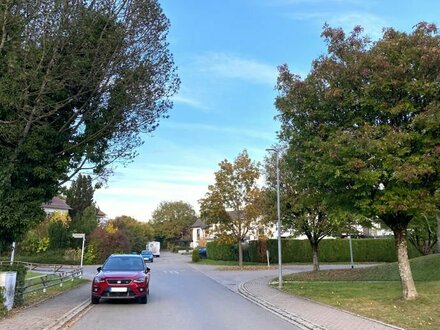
[312,242,320,272]
[436,215,440,253]
[238,240,243,268]
[394,228,418,300]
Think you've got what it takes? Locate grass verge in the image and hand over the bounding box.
[278,254,440,330]
[22,277,89,307]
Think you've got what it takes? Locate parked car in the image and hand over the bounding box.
[198,247,207,258]
[91,254,150,304]
[140,250,154,263]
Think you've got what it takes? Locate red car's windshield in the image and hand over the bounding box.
[103,256,144,271]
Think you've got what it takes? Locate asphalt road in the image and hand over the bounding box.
[70,253,300,330]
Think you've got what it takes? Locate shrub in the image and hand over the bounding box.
[247,238,422,263]
[0,263,27,307]
[206,241,251,261]
[84,244,97,264]
[192,249,200,263]
[14,250,78,265]
[0,287,5,317]
[63,248,81,262]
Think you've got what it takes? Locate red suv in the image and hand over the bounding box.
[91,254,150,304]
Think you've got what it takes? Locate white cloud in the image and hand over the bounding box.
[329,13,385,39]
[194,52,278,85]
[288,11,385,39]
[164,121,276,142]
[172,94,208,111]
[94,164,215,221]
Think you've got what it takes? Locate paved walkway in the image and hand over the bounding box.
[189,263,403,330]
[0,257,404,330]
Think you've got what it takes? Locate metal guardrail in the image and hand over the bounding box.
[0,261,83,296]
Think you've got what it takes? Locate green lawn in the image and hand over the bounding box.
[279,254,440,330]
[21,277,89,307]
[25,271,43,279]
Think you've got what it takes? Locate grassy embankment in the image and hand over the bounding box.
[279,254,440,330]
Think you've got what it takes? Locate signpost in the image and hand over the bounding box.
[72,233,85,270]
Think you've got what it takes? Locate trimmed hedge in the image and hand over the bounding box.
[0,263,27,306]
[210,238,422,263]
[206,241,250,262]
[192,249,200,263]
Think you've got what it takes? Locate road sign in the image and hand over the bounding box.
[72,233,85,239]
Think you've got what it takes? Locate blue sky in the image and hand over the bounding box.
[94,0,440,221]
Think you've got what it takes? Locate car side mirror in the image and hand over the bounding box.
[145,267,150,274]
[97,266,102,272]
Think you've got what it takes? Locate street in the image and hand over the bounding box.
[72,253,299,330]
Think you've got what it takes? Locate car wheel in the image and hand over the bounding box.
[138,295,147,304]
[91,296,100,304]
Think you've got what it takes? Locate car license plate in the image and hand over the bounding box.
[110,287,127,292]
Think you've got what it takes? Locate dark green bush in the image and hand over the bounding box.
[206,241,250,261]
[248,238,420,263]
[192,249,200,263]
[13,250,79,265]
[0,263,27,306]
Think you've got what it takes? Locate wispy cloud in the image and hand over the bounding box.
[172,94,208,111]
[94,164,215,221]
[328,13,386,39]
[287,11,385,39]
[164,121,276,142]
[194,52,278,86]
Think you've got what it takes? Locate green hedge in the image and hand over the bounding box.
[206,241,250,262]
[0,263,27,307]
[192,249,200,263]
[210,238,422,263]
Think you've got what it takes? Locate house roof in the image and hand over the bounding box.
[191,218,209,229]
[42,197,71,210]
[97,208,107,217]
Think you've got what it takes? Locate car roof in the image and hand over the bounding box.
[109,254,142,258]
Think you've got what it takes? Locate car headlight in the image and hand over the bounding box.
[133,277,145,283]
[94,277,105,283]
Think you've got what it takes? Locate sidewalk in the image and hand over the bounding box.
[239,276,402,330]
[0,283,90,330]
[0,265,98,330]
[190,263,404,330]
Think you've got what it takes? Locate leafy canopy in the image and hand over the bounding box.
[276,22,440,232]
[0,0,179,247]
[150,201,196,244]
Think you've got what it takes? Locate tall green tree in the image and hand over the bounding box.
[150,201,196,246]
[66,174,94,217]
[263,149,345,271]
[47,212,71,250]
[0,0,179,248]
[276,23,440,300]
[199,150,262,267]
[70,205,99,238]
[111,215,154,252]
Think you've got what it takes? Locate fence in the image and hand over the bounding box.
[0,261,83,296]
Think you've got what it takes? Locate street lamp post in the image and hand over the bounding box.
[266,148,283,288]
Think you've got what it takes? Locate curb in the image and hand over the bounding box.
[238,282,326,330]
[42,299,92,330]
